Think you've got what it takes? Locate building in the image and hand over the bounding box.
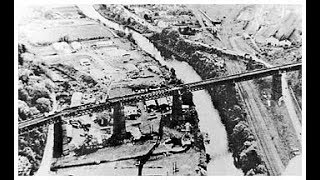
[266,37,280,46]
[70,92,83,107]
[145,100,157,112]
[279,39,292,47]
[156,97,170,112]
[124,106,140,120]
[182,105,190,113]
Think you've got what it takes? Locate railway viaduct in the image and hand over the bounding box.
[18,62,301,157]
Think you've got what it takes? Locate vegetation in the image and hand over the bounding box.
[18,128,48,175]
[18,51,54,175]
[149,29,268,175]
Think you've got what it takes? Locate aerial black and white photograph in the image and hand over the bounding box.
[15,0,305,177]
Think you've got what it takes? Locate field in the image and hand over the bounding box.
[22,20,115,45]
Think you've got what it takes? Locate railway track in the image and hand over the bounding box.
[18,62,301,134]
[227,61,284,175]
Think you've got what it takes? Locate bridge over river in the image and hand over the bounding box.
[19,62,301,134]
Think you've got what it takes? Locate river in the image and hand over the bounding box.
[77,4,242,175]
[167,60,243,175]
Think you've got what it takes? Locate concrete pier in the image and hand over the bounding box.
[112,101,126,140]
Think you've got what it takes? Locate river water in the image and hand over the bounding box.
[77,5,242,175]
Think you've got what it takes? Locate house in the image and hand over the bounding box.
[279,40,292,47]
[182,105,190,113]
[145,100,157,112]
[124,106,140,120]
[265,37,279,46]
[156,97,170,112]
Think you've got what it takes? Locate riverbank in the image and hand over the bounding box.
[149,30,268,175]
[80,4,243,175]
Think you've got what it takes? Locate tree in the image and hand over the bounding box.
[29,107,40,116]
[181,90,194,106]
[18,44,27,65]
[18,88,30,102]
[81,74,97,85]
[231,121,254,163]
[27,83,51,104]
[42,79,56,93]
[239,145,262,174]
[254,164,267,175]
[18,100,31,120]
[35,97,52,113]
[29,63,47,76]
[18,155,32,176]
[58,35,70,43]
[19,69,32,84]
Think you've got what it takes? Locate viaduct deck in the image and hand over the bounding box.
[18,62,301,134]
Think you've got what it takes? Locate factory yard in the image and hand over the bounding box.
[17,4,303,176]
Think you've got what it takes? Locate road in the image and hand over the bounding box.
[35,124,54,176]
[36,93,57,175]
